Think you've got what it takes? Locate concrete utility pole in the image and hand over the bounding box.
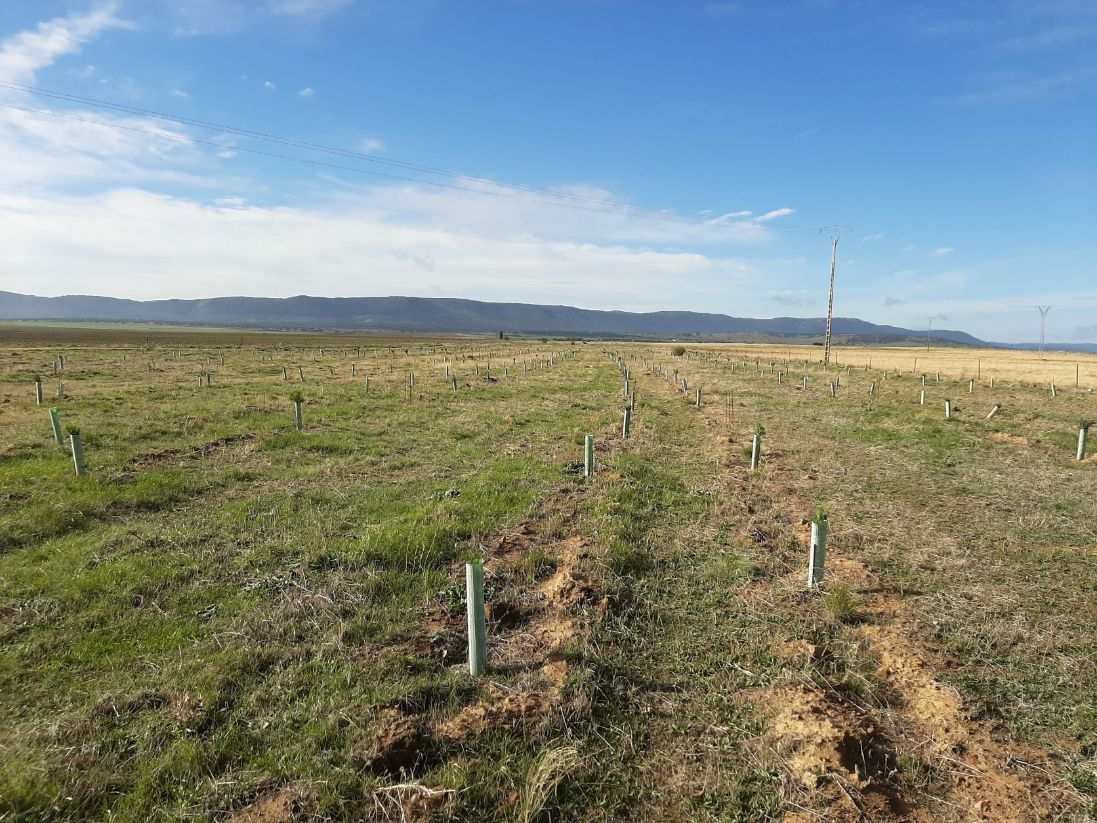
[927,317,934,349]
[1036,306,1052,358]
[823,235,838,364]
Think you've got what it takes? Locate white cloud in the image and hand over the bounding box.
[930,246,954,256]
[0,186,758,308]
[755,207,795,222]
[269,0,353,16]
[297,87,315,97]
[0,2,129,85]
[942,68,1097,105]
[264,80,276,89]
[707,210,752,224]
[359,136,385,152]
[170,88,190,99]
[168,0,357,35]
[0,9,222,190]
[0,6,797,315]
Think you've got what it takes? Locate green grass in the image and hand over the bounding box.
[1,335,1093,820]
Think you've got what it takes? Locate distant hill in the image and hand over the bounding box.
[0,290,990,345]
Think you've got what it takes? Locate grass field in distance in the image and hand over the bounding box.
[1,325,1094,821]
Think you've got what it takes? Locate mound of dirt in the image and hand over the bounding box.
[437,688,553,742]
[229,788,299,823]
[367,711,434,776]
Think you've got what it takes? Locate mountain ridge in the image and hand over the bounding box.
[0,290,1019,348]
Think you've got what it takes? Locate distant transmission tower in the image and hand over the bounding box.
[819,226,850,364]
[1036,306,1052,357]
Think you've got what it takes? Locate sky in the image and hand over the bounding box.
[0,1,1094,343]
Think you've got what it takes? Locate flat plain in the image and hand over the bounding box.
[1,326,1094,821]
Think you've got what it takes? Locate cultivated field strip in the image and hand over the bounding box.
[1,331,1093,821]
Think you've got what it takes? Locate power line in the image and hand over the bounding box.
[0,79,657,212]
[0,80,820,233]
[0,99,732,226]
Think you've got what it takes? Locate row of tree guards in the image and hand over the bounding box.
[25,348,1092,682]
[463,352,828,679]
[647,351,1094,463]
[31,348,581,473]
[465,354,638,676]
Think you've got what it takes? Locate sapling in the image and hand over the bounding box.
[1078,421,1092,461]
[466,558,487,676]
[808,507,828,588]
[290,390,304,431]
[48,407,63,444]
[69,428,86,476]
[584,434,595,478]
[750,425,764,471]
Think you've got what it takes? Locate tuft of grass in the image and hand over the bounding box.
[821,583,862,623]
[516,744,581,823]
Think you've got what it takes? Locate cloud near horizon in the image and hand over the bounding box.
[0,4,801,311]
[0,5,1093,343]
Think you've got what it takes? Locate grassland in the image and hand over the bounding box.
[0,327,1093,821]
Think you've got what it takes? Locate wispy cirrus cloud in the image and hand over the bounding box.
[930,246,954,256]
[941,68,1097,105]
[0,4,781,310]
[755,207,796,222]
[0,1,129,85]
[0,5,211,188]
[269,0,354,16]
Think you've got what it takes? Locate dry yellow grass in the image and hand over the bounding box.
[682,343,1097,388]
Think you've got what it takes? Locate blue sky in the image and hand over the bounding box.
[0,1,1093,342]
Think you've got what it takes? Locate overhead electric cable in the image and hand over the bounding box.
[0,80,819,233]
